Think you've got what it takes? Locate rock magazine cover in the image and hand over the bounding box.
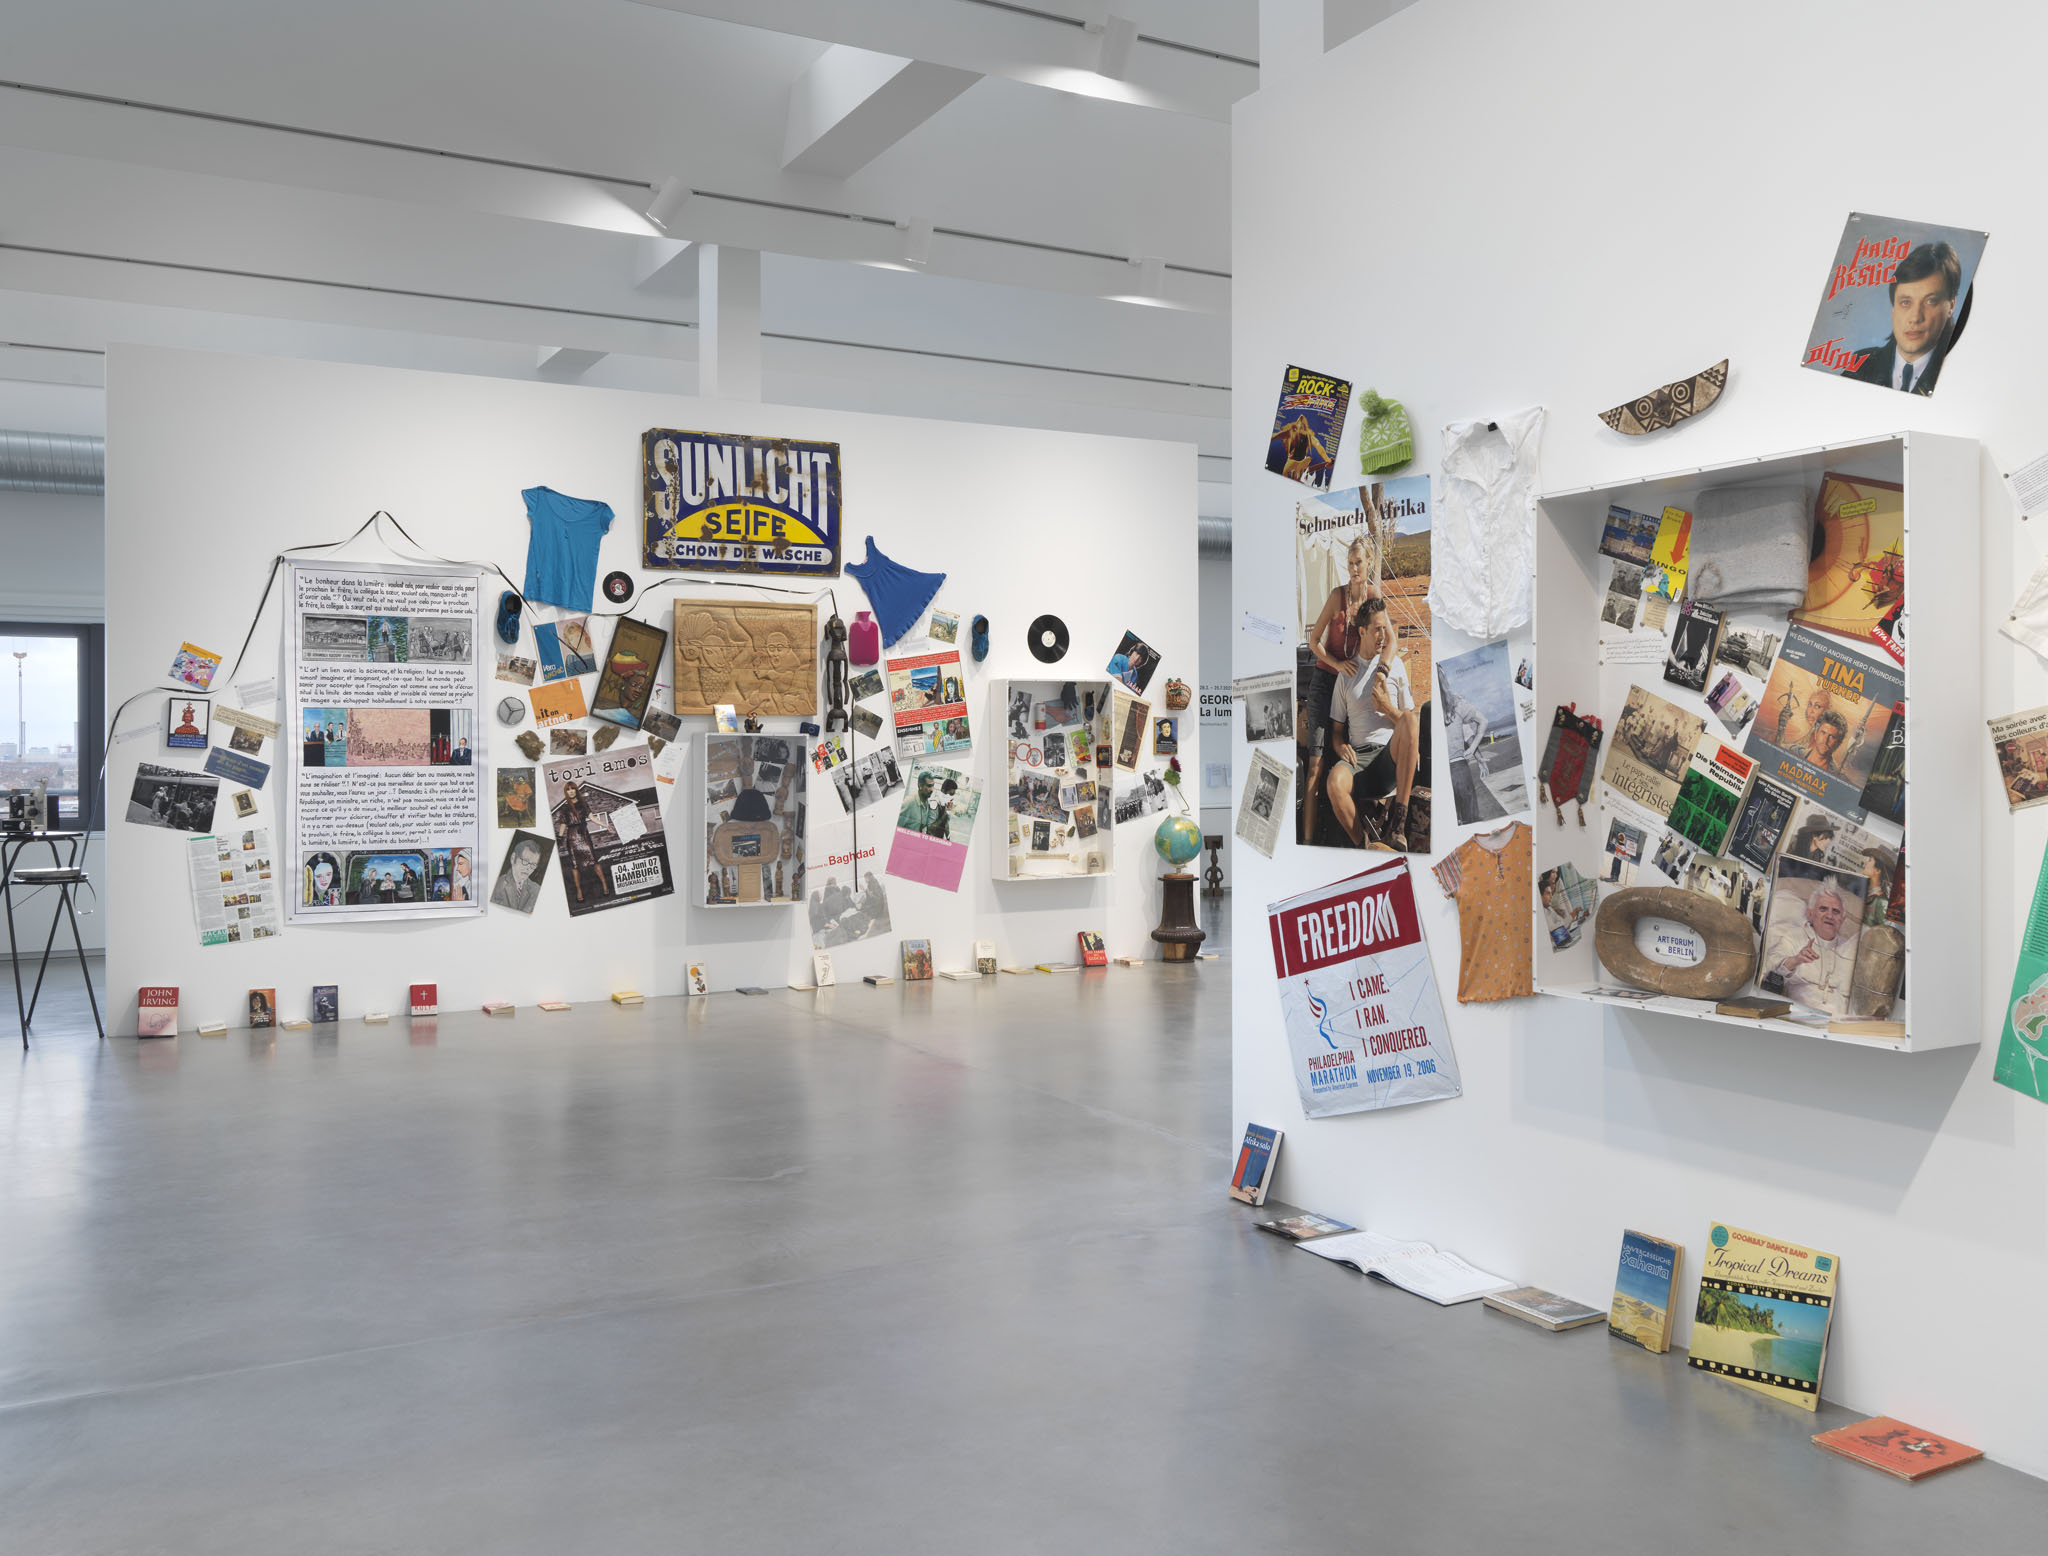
[1801,213,1988,396]
[1266,858,1459,1118]
[1264,364,1351,489]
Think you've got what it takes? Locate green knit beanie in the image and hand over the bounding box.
[1357,390,1413,475]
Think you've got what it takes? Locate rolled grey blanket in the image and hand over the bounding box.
[1686,482,1812,614]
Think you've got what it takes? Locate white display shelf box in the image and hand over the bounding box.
[991,678,1115,881]
[1530,431,1979,1053]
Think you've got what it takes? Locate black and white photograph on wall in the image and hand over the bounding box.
[126,762,221,832]
[1006,687,1032,741]
[1235,671,1293,745]
[1801,212,1988,397]
[1600,814,1646,887]
[301,613,370,661]
[1681,854,1760,922]
[1714,625,1780,680]
[488,830,555,913]
[831,747,904,814]
[1601,560,1645,631]
[1436,640,1528,825]
[409,617,474,663]
[1650,830,1696,883]
[1113,770,1169,825]
[1663,599,1724,693]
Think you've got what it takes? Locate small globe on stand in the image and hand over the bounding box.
[1153,813,1203,869]
[1151,813,1207,962]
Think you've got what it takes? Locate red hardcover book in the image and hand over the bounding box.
[1813,1417,1982,1482]
[1077,931,1108,968]
[409,983,439,1017]
[137,986,179,1037]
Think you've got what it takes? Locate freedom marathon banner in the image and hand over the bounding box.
[1266,857,1460,1118]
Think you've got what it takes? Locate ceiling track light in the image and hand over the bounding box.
[644,175,693,233]
[1095,15,1138,80]
[898,218,935,268]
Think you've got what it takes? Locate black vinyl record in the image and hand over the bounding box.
[1027,614,1069,664]
[602,570,635,606]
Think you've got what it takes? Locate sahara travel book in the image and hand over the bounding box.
[1687,1222,1838,1410]
[1609,1229,1683,1353]
[1227,1124,1280,1205]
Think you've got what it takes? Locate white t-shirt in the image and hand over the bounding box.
[1431,407,1545,638]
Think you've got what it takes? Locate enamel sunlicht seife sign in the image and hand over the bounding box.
[1266,858,1461,1117]
[641,427,843,576]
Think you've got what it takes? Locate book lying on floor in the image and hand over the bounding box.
[1483,1286,1606,1331]
[1228,1123,1281,1205]
[1299,1231,1514,1305]
[1255,1212,1354,1242]
[1811,1417,1983,1481]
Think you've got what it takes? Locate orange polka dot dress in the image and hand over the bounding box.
[1431,822,1534,1003]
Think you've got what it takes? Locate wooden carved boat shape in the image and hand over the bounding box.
[1598,359,1729,435]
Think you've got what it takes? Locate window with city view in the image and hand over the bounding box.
[2,624,106,830]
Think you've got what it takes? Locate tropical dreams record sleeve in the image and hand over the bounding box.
[1688,1222,1838,1411]
[1266,858,1460,1118]
[1743,626,1901,815]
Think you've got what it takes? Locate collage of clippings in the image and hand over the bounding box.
[1566,460,1912,1026]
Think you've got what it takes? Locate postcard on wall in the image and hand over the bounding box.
[1743,626,1901,815]
[806,818,891,949]
[591,616,667,730]
[186,827,282,947]
[1801,212,1988,397]
[1599,505,1659,565]
[1267,857,1460,1117]
[529,678,589,728]
[1437,639,1529,826]
[886,764,982,892]
[1234,748,1289,860]
[703,733,805,906]
[885,648,970,758]
[1705,671,1757,737]
[542,743,674,917]
[168,642,223,692]
[1689,1222,1838,1411]
[1264,364,1351,489]
[1794,472,1905,663]
[164,696,211,751]
[641,428,842,576]
[1668,740,1755,857]
[850,704,884,741]
[1599,558,1647,636]
[1715,624,1781,680]
[496,767,537,828]
[849,667,884,703]
[535,616,599,682]
[926,608,959,645]
[1234,671,1294,745]
[1601,684,1705,816]
[1599,811,1647,887]
[495,652,537,687]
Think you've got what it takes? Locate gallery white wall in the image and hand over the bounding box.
[1233,0,2048,1477]
[106,346,1195,1024]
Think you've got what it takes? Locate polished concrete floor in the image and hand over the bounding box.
[2,944,2044,1554]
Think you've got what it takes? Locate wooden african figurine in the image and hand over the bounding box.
[823,612,850,732]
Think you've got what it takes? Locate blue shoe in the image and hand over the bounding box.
[971,614,989,663]
[496,590,523,644]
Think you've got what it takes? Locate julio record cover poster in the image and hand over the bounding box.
[1801,213,1988,396]
[542,744,675,916]
[1265,365,1352,489]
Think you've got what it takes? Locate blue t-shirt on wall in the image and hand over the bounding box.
[521,486,615,612]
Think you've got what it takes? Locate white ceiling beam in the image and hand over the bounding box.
[634,237,697,295]
[626,0,1255,121]
[535,345,608,379]
[782,46,980,177]
[698,245,762,402]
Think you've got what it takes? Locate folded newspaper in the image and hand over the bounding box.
[1298,1230,1513,1305]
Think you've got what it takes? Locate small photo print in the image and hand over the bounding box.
[497,767,538,828]
[1153,716,1179,756]
[926,609,960,645]
[849,668,885,702]
[550,727,589,757]
[1107,630,1161,695]
[496,653,538,687]
[642,709,682,742]
[231,789,258,820]
[227,723,265,755]
[851,704,884,740]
